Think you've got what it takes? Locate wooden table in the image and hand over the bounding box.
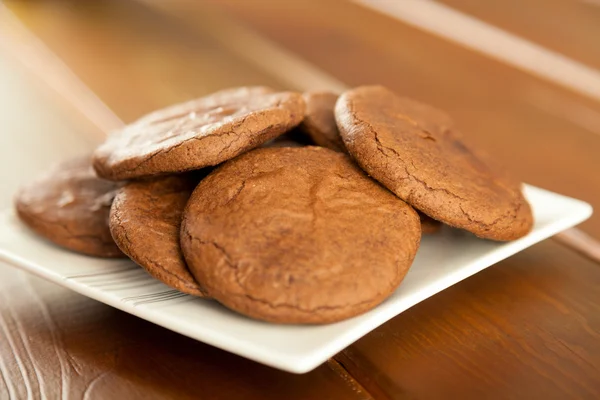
[1,1,599,398]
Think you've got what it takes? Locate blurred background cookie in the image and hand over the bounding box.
[15,154,124,257]
[299,91,346,152]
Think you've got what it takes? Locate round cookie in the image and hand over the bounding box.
[15,155,124,257]
[335,85,533,241]
[299,91,346,152]
[94,86,305,181]
[181,147,421,324]
[110,174,207,296]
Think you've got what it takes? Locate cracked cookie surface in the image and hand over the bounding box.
[110,173,208,296]
[299,91,346,152]
[181,147,421,324]
[335,85,533,241]
[15,155,124,257]
[93,86,305,181]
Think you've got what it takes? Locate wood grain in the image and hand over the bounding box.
[437,0,600,71]
[555,229,600,265]
[336,240,600,399]
[4,0,285,123]
[0,268,372,400]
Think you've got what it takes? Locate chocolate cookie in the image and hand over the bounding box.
[299,91,346,152]
[94,86,305,181]
[15,155,124,257]
[110,174,207,296]
[181,147,421,324]
[335,85,533,241]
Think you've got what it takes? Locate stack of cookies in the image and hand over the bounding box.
[15,85,534,324]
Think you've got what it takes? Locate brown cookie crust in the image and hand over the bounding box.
[110,174,208,296]
[15,155,124,257]
[94,86,306,181]
[299,91,346,152]
[335,85,533,241]
[181,147,421,324]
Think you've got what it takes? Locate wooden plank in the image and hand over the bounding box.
[437,0,600,71]
[336,240,600,399]
[4,0,285,123]
[352,0,600,104]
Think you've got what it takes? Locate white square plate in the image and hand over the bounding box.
[0,186,591,373]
